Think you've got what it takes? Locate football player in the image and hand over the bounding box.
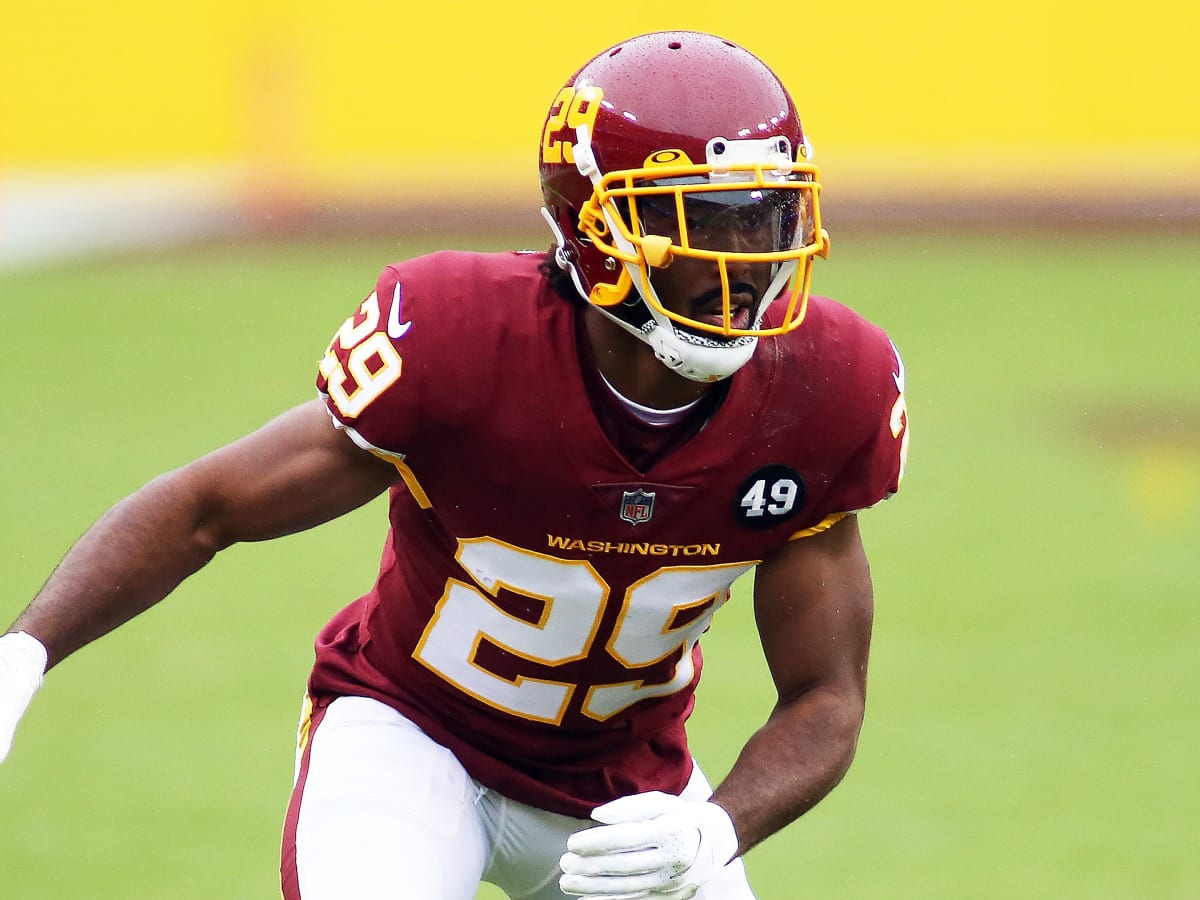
[0,31,908,900]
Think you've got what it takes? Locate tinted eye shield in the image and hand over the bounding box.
[579,163,823,264]
[635,188,800,253]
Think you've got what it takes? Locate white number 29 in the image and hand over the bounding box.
[414,537,754,724]
[319,291,403,418]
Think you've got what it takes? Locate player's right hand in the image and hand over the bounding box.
[0,632,48,762]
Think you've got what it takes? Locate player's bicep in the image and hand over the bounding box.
[752,515,874,703]
[179,399,399,547]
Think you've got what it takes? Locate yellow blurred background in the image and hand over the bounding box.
[2,0,1197,263]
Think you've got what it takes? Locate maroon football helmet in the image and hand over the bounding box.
[539,31,829,381]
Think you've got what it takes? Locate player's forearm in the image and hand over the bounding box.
[710,684,864,855]
[9,469,226,670]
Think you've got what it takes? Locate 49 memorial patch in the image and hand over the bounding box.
[734,464,806,529]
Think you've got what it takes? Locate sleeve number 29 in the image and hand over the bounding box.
[414,537,754,725]
[319,291,402,418]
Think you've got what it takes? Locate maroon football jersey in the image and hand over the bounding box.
[310,250,907,817]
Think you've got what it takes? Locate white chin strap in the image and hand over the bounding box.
[543,203,755,382]
[644,327,758,383]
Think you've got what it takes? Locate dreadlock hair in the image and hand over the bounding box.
[539,247,587,306]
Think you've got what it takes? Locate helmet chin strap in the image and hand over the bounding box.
[621,256,758,382]
[645,327,758,383]
[540,211,756,382]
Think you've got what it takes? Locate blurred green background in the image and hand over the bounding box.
[1,223,1197,898]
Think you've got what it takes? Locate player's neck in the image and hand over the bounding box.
[583,307,713,410]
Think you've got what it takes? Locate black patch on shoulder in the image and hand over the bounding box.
[733,465,806,529]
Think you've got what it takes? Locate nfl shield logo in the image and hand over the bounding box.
[620,489,656,526]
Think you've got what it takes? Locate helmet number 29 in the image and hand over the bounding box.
[540,86,605,166]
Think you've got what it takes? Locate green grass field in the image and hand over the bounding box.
[2,226,1197,898]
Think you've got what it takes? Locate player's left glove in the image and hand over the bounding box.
[559,791,740,900]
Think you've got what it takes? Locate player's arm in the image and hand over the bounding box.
[712,512,874,853]
[6,398,398,670]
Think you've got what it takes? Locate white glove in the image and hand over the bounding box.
[559,791,740,900]
[0,632,48,763]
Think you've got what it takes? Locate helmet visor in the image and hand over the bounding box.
[633,178,813,255]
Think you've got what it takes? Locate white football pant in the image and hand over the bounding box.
[281,695,755,900]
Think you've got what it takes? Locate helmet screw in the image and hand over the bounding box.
[604,258,618,271]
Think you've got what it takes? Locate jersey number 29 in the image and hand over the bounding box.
[415,537,753,725]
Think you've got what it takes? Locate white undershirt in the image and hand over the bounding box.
[598,373,702,426]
